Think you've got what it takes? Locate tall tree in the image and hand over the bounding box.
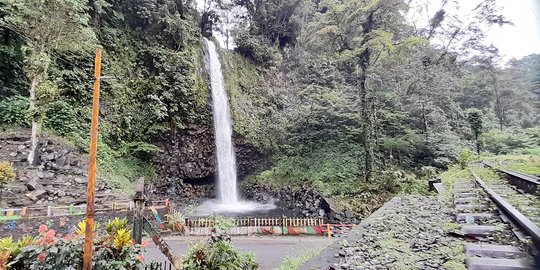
[0,0,95,164]
[466,108,483,154]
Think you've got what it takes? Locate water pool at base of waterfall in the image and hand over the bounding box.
[191,199,277,216]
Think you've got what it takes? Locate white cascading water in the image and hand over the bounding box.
[194,39,275,215]
[206,39,238,203]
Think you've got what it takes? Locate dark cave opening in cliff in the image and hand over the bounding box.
[184,173,217,186]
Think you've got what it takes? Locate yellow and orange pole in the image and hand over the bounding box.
[83,47,102,270]
[327,224,331,238]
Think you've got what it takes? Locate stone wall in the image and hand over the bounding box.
[152,125,268,183]
[0,132,125,207]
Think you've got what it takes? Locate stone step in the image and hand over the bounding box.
[454,192,478,198]
[461,225,499,236]
[466,257,531,270]
[465,244,525,258]
[456,213,498,222]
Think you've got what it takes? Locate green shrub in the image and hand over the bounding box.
[118,142,162,160]
[0,161,15,187]
[0,161,15,205]
[183,240,258,270]
[211,216,235,231]
[458,149,473,169]
[0,95,29,127]
[44,101,80,136]
[252,143,363,195]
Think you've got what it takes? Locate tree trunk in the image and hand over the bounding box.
[492,75,504,131]
[359,48,373,182]
[475,133,480,155]
[27,76,40,166]
[421,102,429,143]
[359,11,375,182]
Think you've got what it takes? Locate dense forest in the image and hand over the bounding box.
[0,0,539,200]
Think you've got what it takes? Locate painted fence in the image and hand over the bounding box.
[185,217,324,228]
[183,217,327,236]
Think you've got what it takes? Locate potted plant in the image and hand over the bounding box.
[164,210,185,233]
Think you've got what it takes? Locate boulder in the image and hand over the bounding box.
[320,196,342,213]
[74,177,87,184]
[26,179,42,191]
[25,190,47,201]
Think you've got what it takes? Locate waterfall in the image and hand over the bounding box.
[205,38,238,204]
[193,39,275,215]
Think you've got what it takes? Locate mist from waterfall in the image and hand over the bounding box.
[206,38,238,203]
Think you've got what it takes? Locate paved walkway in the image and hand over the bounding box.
[145,235,333,270]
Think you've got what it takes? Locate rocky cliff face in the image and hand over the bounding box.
[0,132,126,207]
[152,124,268,184]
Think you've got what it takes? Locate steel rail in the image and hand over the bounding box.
[472,173,540,250]
[482,161,539,185]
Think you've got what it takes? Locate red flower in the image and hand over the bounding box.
[135,254,144,262]
[141,240,148,248]
[37,252,47,262]
[39,229,56,246]
[38,224,48,234]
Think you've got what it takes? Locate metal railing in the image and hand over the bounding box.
[143,261,174,270]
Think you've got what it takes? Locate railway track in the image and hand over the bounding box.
[482,161,539,194]
[452,173,539,269]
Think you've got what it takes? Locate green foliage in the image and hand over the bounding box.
[483,154,540,175]
[458,149,473,169]
[221,51,286,152]
[183,240,258,270]
[275,248,324,270]
[252,143,362,195]
[0,96,29,127]
[483,128,539,155]
[44,101,79,136]
[99,154,156,195]
[164,210,185,231]
[0,161,15,187]
[466,108,484,154]
[6,220,144,270]
[105,217,129,236]
[234,29,282,66]
[211,216,235,231]
[118,142,162,160]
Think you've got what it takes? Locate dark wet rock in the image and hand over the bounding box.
[26,179,42,191]
[242,184,360,223]
[153,124,268,184]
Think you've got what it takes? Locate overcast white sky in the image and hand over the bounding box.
[195,0,540,62]
[485,0,540,61]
